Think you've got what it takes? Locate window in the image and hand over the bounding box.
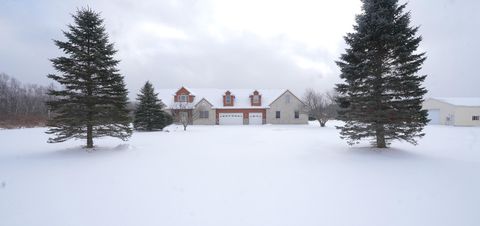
[276,111,281,119]
[473,116,480,121]
[179,95,188,102]
[285,94,290,103]
[199,111,209,119]
[226,95,231,104]
[253,95,260,104]
[294,111,299,119]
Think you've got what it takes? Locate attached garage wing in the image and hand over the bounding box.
[219,113,244,125]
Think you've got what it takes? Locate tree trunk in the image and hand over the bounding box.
[376,124,386,148]
[318,119,326,127]
[86,124,93,148]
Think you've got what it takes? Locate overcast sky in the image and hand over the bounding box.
[1,0,479,98]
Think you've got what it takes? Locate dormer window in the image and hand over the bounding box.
[223,90,235,106]
[253,95,259,104]
[250,90,261,106]
[179,95,188,102]
[174,87,195,103]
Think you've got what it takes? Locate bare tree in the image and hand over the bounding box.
[0,73,54,128]
[170,102,201,131]
[303,89,338,127]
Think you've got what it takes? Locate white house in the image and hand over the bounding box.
[157,87,308,125]
[423,98,480,126]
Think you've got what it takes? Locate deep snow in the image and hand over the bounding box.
[0,122,479,226]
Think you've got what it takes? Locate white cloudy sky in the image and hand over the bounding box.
[0,0,479,98]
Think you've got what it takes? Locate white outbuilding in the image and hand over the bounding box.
[423,98,480,126]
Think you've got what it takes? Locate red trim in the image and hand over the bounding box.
[175,87,195,103]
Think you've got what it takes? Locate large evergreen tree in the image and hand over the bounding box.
[336,0,428,148]
[46,8,132,149]
[133,81,172,131]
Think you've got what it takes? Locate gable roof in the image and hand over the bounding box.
[177,86,195,95]
[431,97,480,107]
[194,98,213,107]
[157,88,288,109]
[268,89,305,106]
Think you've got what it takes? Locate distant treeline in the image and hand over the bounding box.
[0,73,52,128]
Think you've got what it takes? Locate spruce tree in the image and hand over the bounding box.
[133,81,172,131]
[336,0,428,148]
[46,8,132,149]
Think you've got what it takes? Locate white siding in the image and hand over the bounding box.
[193,99,215,125]
[423,98,480,126]
[266,91,308,124]
[453,107,480,126]
[423,99,456,125]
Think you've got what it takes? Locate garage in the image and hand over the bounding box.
[248,113,263,125]
[427,109,440,124]
[219,113,244,125]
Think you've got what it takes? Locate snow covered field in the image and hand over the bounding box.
[1,122,479,226]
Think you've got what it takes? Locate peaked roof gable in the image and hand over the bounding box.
[175,86,194,95]
[194,98,214,107]
[268,90,306,106]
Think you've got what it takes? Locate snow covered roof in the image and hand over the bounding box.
[432,97,480,107]
[170,102,195,109]
[157,88,288,109]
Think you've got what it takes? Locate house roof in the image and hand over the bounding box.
[432,97,480,107]
[157,88,288,109]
